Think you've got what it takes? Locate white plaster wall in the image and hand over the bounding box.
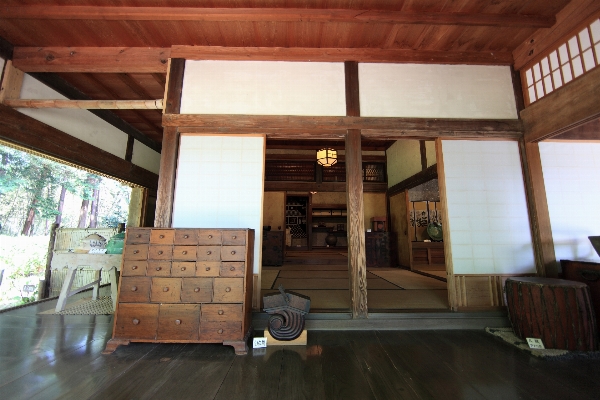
[442,140,535,275]
[132,140,161,174]
[539,142,600,263]
[18,75,128,159]
[360,64,517,119]
[172,135,265,273]
[386,140,422,187]
[180,60,346,116]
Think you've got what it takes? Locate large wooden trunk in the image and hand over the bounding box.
[262,231,284,266]
[561,259,600,326]
[505,277,597,351]
[104,228,254,355]
[365,232,398,268]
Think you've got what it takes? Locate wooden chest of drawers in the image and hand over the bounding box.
[103,228,254,355]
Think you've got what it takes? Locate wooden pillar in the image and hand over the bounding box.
[0,60,24,102]
[127,187,146,227]
[154,58,185,228]
[346,129,368,318]
[519,141,558,277]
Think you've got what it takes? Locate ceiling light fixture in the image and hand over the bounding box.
[316,148,337,167]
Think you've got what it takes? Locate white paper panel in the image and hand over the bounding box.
[180,60,346,116]
[18,75,128,159]
[539,142,600,263]
[442,140,535,274]
[131,140,161,174]
[172,135,265,273]
[360,64,517,119]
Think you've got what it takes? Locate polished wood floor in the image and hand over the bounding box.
[1,294,600,399]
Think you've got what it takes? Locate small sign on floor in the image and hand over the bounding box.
[526,338,545,349]
[253,337,267,348]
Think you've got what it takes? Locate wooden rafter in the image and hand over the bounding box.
[2,6,555,28]
[3,99,163,109]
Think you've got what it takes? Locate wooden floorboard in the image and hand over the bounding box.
[1,296,600,400]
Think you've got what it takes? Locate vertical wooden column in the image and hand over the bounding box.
[344,61,367,318]
[127,187,146,227]
[346,129,368,318]
[154,58,185,228]
[0,60,24,102]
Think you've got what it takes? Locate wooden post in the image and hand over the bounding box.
[154,58,185,228]
[127,187,145,227]
[346,129,368,318]
[0,60,24,102]
[42,223,59,299]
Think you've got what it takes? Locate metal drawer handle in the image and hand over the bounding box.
[158,251,163,255]
[132,265,138,270]
[175,319,181,325]
[132,319,140,325]
[218,310,224,315]
[232,236,236,239]
[218,329,224,334]
[156,267,161,271]
[184,235,189,239]
[131,286,137,291]
[208,235,213,239]
[182,251,188,255]
[194,287,200,292]
[159,234,165,239]
[181,266,186,271]
[163,287,169,292]
[230,266,235,271]
[225,287,231,292]
[136,234,141,238]
[205,267,211,271]
[133,250,139,254]
[207,251,211,255]
[231,251,236,255]
[579,270,600,282]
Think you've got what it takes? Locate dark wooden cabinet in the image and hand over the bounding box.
[262,231,284,266]
[104,228,254,355]
[366,232,398,268]
[561,259,600,326]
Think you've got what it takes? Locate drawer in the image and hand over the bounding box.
[150,229,174,244]
[220,262,245,277]
[126,228,150,244]
[114,303,158,340]
[213,278,244,303]
[173,245,197,261]
[119,277,151,303]
[200,321,242,341]
[157,304,200,340]
[221,246,246,262]
[196,261,220,277]
[151,278,182,303]
[148,245,173,260]
[197,246,221,262]
[122,260,148,276]
[201,304,243,321]
[147,261,171,277]
[197,230,222,245]
[171,261,195,277]
[123,244,149,260]
[174,229,198,245]
[181,278,213,303]
[222,231,246,246]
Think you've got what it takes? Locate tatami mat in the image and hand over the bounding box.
[261,270,280,290]
[273,277,399,290]
[277,270,376,279]
[261,289,350,310]
[279,264,348,270]
[368,290,449,309]
[370,269,448,290]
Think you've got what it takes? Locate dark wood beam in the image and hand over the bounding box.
[521,65,600,143]
[419,140,427,171]
[3,6,554,28]
[554,119,600,140]
[167,115,523,139]
[265,153,386,163]
[0,35,14,61]
[345,129,368,318]
[28,72,161,152]
[264,181,387,193]
[171,46,513,65]
[0,104,158,190]
[388,164,438,197]
[345,61,360,117]
[513,0,600,71]
[154,59,185,228]
[13,47,170,73]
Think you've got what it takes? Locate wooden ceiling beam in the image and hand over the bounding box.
[553,119,600,141]
[171,46,513,65]
[2,6,555,28]
[13,47,170,73]
[172,116,523,139]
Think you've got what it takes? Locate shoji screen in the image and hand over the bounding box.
[441,140,536,274]
[539,142,600,263]
[172,135,265,273]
